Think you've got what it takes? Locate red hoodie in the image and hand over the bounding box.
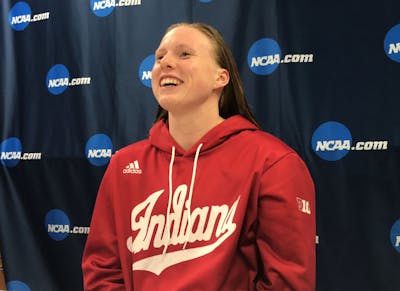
[82,115,316,291]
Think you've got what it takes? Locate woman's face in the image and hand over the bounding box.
[151,26,228,117]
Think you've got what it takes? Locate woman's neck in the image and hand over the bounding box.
[168,112,224,151]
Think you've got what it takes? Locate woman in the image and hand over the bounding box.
[82,22,316,290]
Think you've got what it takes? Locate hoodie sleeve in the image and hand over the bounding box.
[82,157,126,291]
[256,152,316,291]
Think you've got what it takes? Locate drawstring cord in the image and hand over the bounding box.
[183,143,203,249]
[163,146,176,255]
[163,143,203,254]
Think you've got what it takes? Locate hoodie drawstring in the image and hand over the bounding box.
[163,143,203,254]
[183,143,203,249]
[163,146,176,255]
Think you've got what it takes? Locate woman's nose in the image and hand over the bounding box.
[159,54,174,70]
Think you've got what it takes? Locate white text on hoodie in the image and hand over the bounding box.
[126,184,240,275]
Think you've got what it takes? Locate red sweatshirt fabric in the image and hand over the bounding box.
[82,115,316,291]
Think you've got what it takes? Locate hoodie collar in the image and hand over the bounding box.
[149,115,258,157]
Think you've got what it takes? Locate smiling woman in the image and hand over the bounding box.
[151,25,229,133]
[153,23,259,127]
[82,22,316,291]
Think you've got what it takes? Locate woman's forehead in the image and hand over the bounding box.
[162,26,211,45]
[158,26,215,54]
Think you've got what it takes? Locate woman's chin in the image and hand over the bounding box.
[156,96,178,112]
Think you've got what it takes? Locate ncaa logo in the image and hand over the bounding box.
[46,64,70,95]
[45,209,71,241]
[7,281,31,291]
[311,121,352,161]
[85,133,113,166]
[248,38,281,75]
[139,55,155,88]
[0,137,22,167]
[90,0,115,17]
[8,1,31,31]
[390,219,400,253]
[384,24,400,63]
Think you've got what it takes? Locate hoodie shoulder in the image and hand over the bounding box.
[225,116,293,154]
[233,123,300,170]
[113,138,150,160]
[249,130,294,152]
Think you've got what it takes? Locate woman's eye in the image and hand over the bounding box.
[181,51,191,57]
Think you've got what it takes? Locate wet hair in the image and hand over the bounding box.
[154,22,260,128]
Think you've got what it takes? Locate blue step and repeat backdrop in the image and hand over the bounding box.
[1,0,400,290]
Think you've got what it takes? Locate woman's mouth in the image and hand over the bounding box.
[160,77,182,87]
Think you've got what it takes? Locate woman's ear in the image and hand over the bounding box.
[215,68,230,88]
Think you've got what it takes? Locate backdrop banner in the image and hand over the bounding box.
[1,1,400,290]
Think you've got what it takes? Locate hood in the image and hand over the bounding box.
[148,115,259,157]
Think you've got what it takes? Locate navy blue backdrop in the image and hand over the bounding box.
[1,1,400,290]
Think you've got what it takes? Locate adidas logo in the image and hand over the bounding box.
[123,160,142,174]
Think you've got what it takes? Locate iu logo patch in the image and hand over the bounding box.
[296,197,311,215]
